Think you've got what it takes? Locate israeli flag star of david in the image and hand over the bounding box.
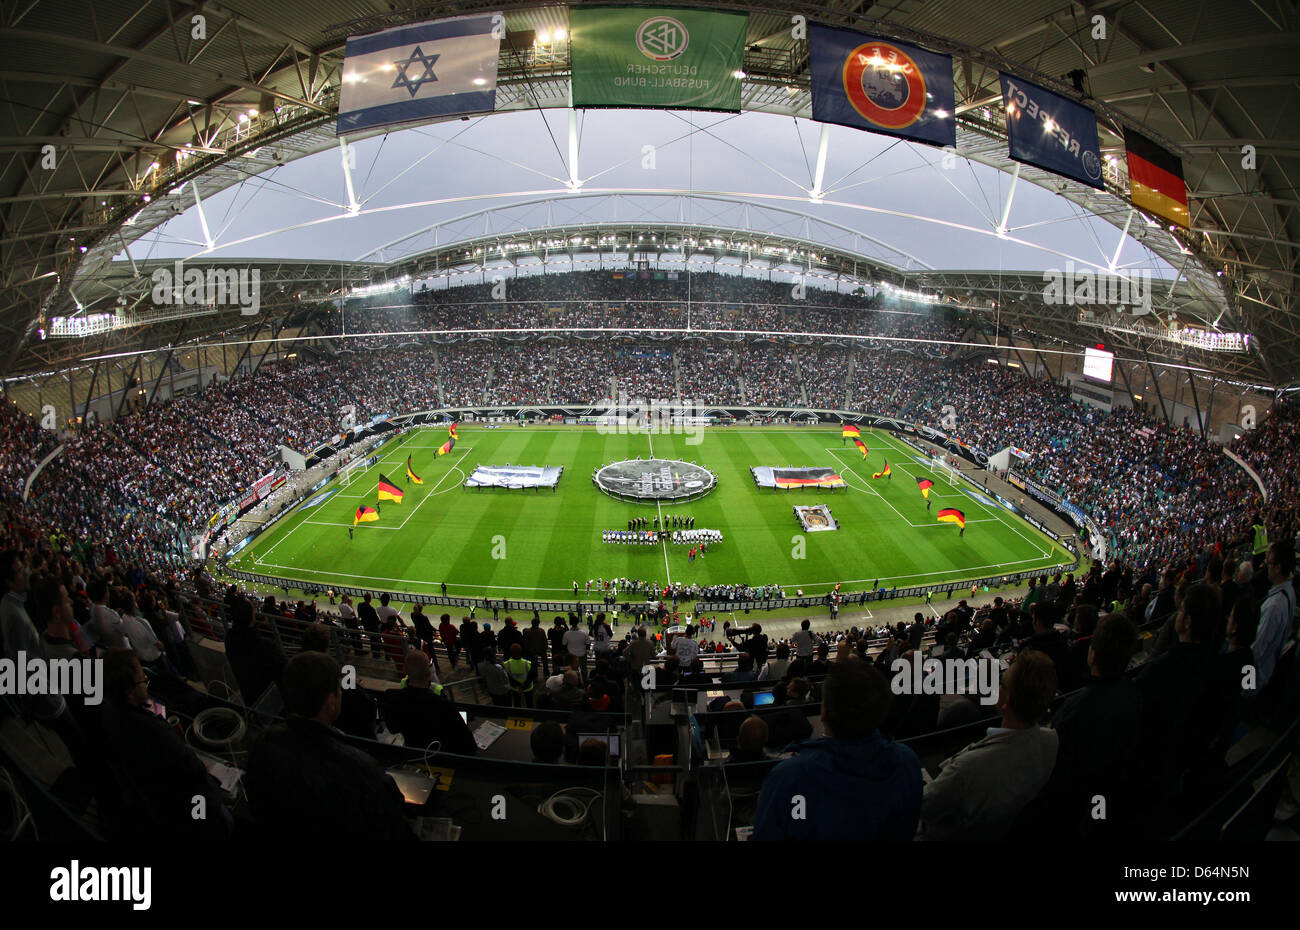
[337,13,501,136]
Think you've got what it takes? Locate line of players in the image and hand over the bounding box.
[601,530,660,545]
[627,513,695,530]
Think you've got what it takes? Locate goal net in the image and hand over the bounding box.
[930,454,963,488]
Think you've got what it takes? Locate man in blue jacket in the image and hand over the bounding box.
[753,659,922,840]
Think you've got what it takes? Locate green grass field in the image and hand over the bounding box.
[228,425,1075,600]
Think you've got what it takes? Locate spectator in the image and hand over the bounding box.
[246,652,415,841]
[380,650,475,755]
[753,660,922,840]
[919,650,1059,841]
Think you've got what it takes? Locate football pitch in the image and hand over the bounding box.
[228,425,1076,600]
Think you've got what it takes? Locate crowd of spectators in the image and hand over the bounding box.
[1,269,1297,586]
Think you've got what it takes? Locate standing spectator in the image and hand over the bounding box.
[523,616,549,677]
[476,647,511,706]
[438,613,460,668]
[1253,540,1296,696]
[504,643,536,708]
[563,617,592,680]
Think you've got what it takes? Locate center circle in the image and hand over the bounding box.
[594,458,716,503]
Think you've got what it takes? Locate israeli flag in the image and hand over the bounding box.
[337,13,501,136]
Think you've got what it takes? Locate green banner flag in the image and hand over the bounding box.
[571,7,747,111]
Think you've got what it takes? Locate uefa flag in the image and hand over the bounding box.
[809,26,956,148]
[378,475,404,503]
[336,14,501,136]
[842,423,861,438]
[917,477,934,499]
[354,506,379,526]
[406,455,424,485]
[437,436,456,456]
[936,508,966,528]
[570,6,746,111]
[853,438,868,459]
[872,461,891,479]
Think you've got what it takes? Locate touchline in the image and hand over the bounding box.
[0,652,102,705]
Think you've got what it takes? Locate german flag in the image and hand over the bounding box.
[853,438,868,459]
[917,477,934,499]
[1124,128,1190,229]
[448,421,459,440]
[354,505,378,526]
[377,474,404,503]
[437,435,456,457]
[872,461,891,479]
[842,423,861,438]
[936,508,965,528]
[406,455,423,485]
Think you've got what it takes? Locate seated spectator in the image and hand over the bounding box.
[245,651,415,841]
[731,716,769,762]
[380,650,475,756]
[918,650,1059,841]
[98,648,229,839]
[530,721,565,763]
[753,659,922,840]
[549,670,587,711]
[723,653,757,683]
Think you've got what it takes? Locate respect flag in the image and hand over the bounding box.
[809,26,956,148]
[336,13,501,136]
[936,508,966,528]
[437,435,457,456]
[853,438,868,459]
[842,423,861,438]
[570,6,746,111]
[917,477,934,499]
[1000,73,1104,190]
[1124,128,1190,229]
[406,455,424,485]
[354,506,379,526]
[377,474,404,503]
[872,461,891,479]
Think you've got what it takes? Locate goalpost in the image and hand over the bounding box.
[929,454,963,488]
[338,453,374,489]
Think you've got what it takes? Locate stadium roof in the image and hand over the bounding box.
[2,1,1297,387]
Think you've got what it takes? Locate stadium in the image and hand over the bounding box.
[0,0,1298,874]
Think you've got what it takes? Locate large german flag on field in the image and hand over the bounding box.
[377,474,404,503]
[354,506,378,526]
[917,477,934,499]
[448,421,459,440]
[872,461,891,479]
[842,423,861,438]
[437,435,456,457]
[853,438,868,459]
[936,508,965,528]
[406,455,423,485]
[1124,128,1190,229]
